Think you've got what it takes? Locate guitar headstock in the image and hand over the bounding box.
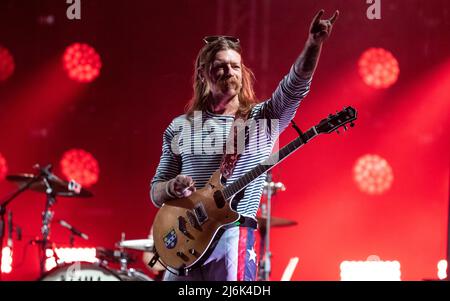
[315,106,357,134]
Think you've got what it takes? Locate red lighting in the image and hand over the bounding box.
[63,43,102,83]
[0,46,15,81]
[358,48,399,89]
[0,153,8,181]
[60,149,100,187]
[353,154,394,195]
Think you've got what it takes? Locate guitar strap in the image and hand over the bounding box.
[218,111,258,230]
[219,110,250,182]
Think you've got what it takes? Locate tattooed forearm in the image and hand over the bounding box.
[294,40,323,79]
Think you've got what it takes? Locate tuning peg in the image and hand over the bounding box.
[343,125,348,131]
[350,122,355,128]
[336,130,340,135]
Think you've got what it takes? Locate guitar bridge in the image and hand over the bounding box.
[193,203,208,225]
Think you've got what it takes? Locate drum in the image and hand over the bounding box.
[116,268,154,281]
[39,262,154,281]
[39,262,122,281]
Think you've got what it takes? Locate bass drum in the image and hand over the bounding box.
[116,269,154,281]
[39,262,122,281]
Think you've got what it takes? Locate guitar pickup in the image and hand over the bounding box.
[186,210,201,230]
[178,216,192,238]
[193,203,208,225]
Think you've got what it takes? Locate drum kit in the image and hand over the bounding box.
[0,165,296,281]
[0,164,160,281]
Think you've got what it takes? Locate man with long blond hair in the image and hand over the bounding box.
[150,9,338,281]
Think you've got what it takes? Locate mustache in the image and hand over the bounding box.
[218,76,240,85]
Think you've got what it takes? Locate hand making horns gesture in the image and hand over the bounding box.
[309,9,339,44]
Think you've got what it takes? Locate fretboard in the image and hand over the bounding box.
[222,126,319,200]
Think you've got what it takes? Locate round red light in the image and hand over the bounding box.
[63,43,102,83]
[354,154,394,195]
[358,48,399,89]
[0,46,15,81]
[0,153,7,181]
[60,149,99,187]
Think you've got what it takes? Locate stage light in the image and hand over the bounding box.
[45,249,57,272]
[1,247,13,274]
[0,153,7,181]
[60,149,100,187]
[437,259,447,280]
[354,154,394,195]
[340,256,401,281]
[63,43,102,83]
[0,46,15,81]
[358,48,399,89]
[54,248,97,264]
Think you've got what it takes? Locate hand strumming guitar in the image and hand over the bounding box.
[167,175,196,198]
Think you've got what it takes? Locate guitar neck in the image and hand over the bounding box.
[222,126,319,200]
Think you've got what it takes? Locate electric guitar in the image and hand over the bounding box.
[152,106,357,274]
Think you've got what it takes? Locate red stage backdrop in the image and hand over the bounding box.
[0,0,449,281]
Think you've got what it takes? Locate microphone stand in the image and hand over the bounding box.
[0,174,41,280]
[258,171,273,281]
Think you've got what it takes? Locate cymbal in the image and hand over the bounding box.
[256,215,297,229]
[6,173,93,198]
[118,239,154,252]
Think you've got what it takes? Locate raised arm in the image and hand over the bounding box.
[259,9,339,132]
[295,9,339,79]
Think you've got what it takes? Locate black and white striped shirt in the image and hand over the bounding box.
[150,66,311,218]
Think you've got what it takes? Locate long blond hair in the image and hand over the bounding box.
[185,38,258,118]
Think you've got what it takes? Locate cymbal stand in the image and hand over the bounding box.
[259,172,273,281]
[36,176,57,276]
[0,174,41,280]
[32,165,58,277]
[119,232,128,272]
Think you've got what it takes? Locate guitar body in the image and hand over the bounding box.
[153,170,240,272]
